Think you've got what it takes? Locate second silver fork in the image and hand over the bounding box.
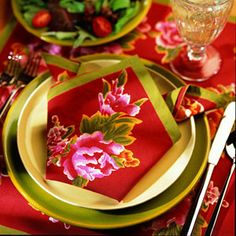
[205,130,235,235]
[0,52,22,86]
[0,54,41,123]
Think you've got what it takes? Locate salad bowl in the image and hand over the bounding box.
[11,0,152,47]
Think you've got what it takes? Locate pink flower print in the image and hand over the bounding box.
[155,21,184,49]
[204,180,229,208]
[71,43,123,57]
[102,43,123,54]
[149,196,192,232]
[47,115,74,166]
[137,17,152,33]
[43,44,62,55]
[62,131,124,182]
[204,181,220,207]
[98,78,140,116]
[27,40,62,56]
[49,217,71,230]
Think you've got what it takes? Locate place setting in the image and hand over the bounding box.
[0,0,235,235]
[2,50,232,229]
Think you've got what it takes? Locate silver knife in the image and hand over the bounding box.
[181,101,235,236]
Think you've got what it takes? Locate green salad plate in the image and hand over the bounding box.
[11,0,152,47]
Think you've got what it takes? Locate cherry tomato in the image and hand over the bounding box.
[32,9,52,28]
[92,16,112,37]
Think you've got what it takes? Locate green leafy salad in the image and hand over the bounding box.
[20,0,143,47]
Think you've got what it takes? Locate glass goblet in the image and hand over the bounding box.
[169,0,233,82]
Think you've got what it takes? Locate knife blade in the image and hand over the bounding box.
[181,101,235,236]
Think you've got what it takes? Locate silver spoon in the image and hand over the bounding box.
[205,130,235,236]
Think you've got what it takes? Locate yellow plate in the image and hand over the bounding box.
[3,54,210,229]
[17,58,196,210]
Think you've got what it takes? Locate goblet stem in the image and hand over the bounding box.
[169,0,233,82]
[170,45,221,82]
[187,45,206,62]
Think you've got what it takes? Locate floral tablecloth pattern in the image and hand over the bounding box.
[0,1,235,235]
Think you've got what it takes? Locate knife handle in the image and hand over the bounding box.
[181,164,214,236]
[205,162,235,236]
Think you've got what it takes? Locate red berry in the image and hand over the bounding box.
[92,16,112,37]
[32,9,52,28]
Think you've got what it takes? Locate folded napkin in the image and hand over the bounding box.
[42,53,232,201]
[163,84,232,122]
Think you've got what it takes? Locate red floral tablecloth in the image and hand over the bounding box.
[0,1,235,235]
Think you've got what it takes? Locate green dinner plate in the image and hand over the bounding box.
[11,0,152,47]
[3,54,210,229]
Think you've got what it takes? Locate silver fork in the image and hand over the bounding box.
[17,54,41,85]
[0,52,22,86]
[0,54,41,123]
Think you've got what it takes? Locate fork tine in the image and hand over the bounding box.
[3,57,12,75]
[11,56,21,76]
[1,52,22,85]
[32,55,41,77]
[0,53,41,122]
[17,54,41,84]
[23,54,41,77]
[22,55,32,75]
